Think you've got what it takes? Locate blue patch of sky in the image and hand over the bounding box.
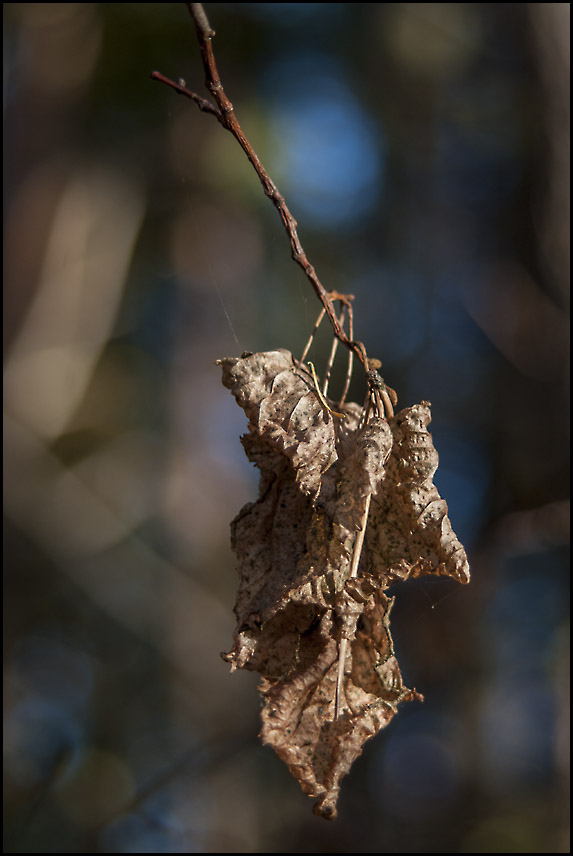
[406,280,496,413]
[260,52,384,229]
[349,264,429,365]
[204,389,261,487]
[432,426,491,549]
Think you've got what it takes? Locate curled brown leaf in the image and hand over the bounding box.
[218,350,469,819]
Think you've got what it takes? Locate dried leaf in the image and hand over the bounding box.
[366,403,470,586]
[218,350,469,819]
[220,349,348,496]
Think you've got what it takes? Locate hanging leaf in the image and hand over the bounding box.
[218,349,469,819]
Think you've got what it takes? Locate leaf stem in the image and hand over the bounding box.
[334,492,372,719]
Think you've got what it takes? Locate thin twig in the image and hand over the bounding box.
[334,492,372,719]
[299,307,326,365]
[150,71,221,119]
[323,306,345,396]
[300,296,355,402]
[334,636,349,720]
[339,305,354,406]
[307,362,346,419]
[152,3,368,368]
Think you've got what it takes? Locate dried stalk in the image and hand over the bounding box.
[334,491,372,719]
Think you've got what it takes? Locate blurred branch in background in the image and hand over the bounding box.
[529,2,570,310]
[4,168,144,439]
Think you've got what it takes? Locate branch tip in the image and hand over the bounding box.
[188,3,215,39]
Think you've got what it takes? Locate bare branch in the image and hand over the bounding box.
[188,1,215,39]
[150,71,221,119]
[152,2,369,368]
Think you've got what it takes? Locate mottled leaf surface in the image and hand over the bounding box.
[218,350,469,819]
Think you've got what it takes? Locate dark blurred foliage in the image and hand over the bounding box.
[3,3,569,853]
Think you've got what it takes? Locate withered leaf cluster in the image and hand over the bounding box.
[218,349,469,819]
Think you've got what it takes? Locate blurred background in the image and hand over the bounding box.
[3,3,569,852]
